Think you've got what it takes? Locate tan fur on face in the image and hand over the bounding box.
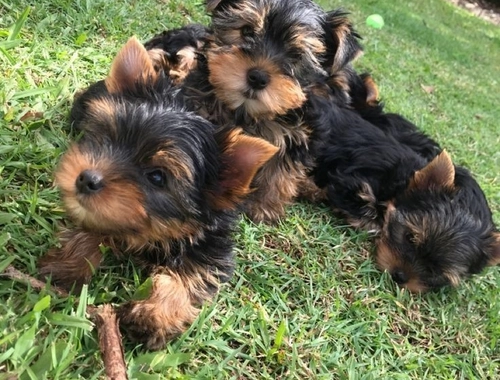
[404,215,431,247]
[151,144,194,183]
[55,145,148,232]
[147,48,167,72]
[148,47,199,85]
[375,238,403,275]
[376,239,428,293]
[211,2,268,45]
[378,205,404,271]
[208,48,306,118]
[118,261,220,350]
[79,98,120,138]
[384,201,397,224]
[217,28,246,46]
[56,147,206,244]
[87,98,117,129]
[403,278,429,293]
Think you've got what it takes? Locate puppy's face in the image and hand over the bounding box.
[207,45,307,119]
[144,24,212,85]
[58,98,219,239]
[57,38,278,245]
[205,0,330,118]
[209,0,326,69]
[376,151,500,292]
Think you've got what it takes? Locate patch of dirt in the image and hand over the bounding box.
[447,0,500,25]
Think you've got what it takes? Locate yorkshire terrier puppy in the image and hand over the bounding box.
[307,82,500,292]
[173,0,362,223]
[144,24,212,85]
[38,37,278,350]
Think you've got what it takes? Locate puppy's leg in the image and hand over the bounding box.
[38,229,104,290]
[296,176,328,204]
[117,261,220,350]
[244,157,306,223]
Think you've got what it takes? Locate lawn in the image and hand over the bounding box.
[1,0,499,379]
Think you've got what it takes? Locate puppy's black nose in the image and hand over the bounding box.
[247,68,270,90]
[391,270,408,285]
[76,170,104,194]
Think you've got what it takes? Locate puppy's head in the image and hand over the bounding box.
[205,0,333,119]
[376,151,500,292]
[57,37,278,247]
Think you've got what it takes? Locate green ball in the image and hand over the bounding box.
[366,14,384,29]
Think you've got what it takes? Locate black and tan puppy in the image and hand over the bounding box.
[308,82,500,292]
[38,37,278,350]
[144,23,212,85]
[168,0,362,223]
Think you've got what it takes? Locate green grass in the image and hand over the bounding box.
[1,0,499,378]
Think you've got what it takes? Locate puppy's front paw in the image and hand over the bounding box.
[117,299,193,350]
[116,272,206,350]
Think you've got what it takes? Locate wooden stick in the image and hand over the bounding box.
[95,305,129,380]
[2,265,128,379]
[2,265,70,298]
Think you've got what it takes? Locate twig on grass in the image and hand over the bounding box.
[1,265,128,379]
[2,264,70,298]
[95,304,129,380]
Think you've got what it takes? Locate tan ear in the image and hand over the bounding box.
[409,150,455,191]
[105,37,157,93]
[208,128,279,210]
[324,10,363,73]
[487,232,500,266]
[362,74,380,106]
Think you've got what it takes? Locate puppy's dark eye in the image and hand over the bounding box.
[146,169,167,188]
[241,25,255,38]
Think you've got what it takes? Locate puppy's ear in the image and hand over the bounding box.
[323,10,363,73]
[408,150,455,191]
[206,0,234,12]
[346,72,381,111]
[208,128,278,210]
[360,73,380,107]
[105,37,157,93]
[487,232,500,266]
